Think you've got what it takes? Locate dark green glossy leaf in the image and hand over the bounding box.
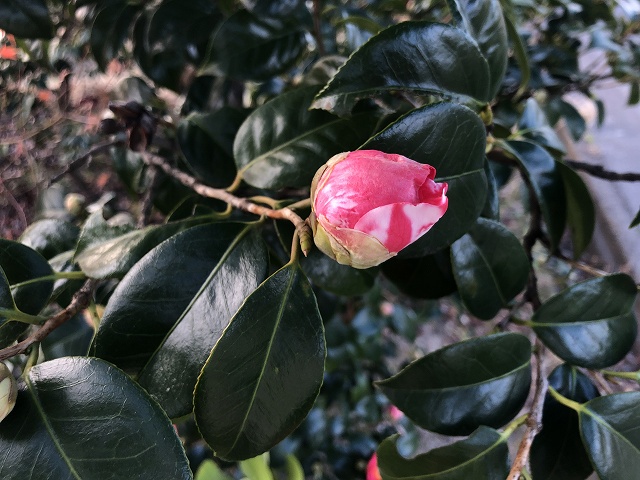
[382,250,456,300]
[503,11,530,97]
[363,102,487,256]
[376,333,531,435]
[546,98,587,141]
[503,140,566,250]
[312,22,492,116]
[557,162,595,258]
[19,219,80,260]
[234,86,377,189]
[178,108,248,188]
[630,209,640,229]
[531,364,598,480]
[578,392,640,478]
[531,274,637,368]
[0,357,191,479]
[90,3,141,71]
[208,10,308,81]
[75,211,211,279]
[195,263,325,461]
[133,225,268,418]
[448,0,508,99]
[377,428,510,480]
[0,240,53,348]
[0,0,53,39]
[93,222,267,394]
[519,98,566,154]
[482,158,500,219]
[451,218,529,319]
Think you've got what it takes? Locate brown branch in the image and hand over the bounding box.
[507,341,548,480]
[0,176,28,231]
[48,138,125,186]
[141,153,313,255]
[564,159,640,182]
[0,279,97,361]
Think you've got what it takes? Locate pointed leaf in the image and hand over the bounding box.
[531,274,637,368]
[0,240,53,348]
[194,263,325,461]
[630,209,640,229]
[531,364,598,480]
[208,10,308,81]
[557,162,595,258]
[546,98,587,141]
[579,392,640,479]
[75,211,211,279]
[376,333,531,435]
[178,108,248,188]
[0,357,191,479]
[312,22,492,116]
[234,86,378,189]
[451,218,530,320]
[377,428,510,480]
[482,158,500,220]
[0,0,54,39]
[503,140,566,249]
[448,0,508,99]
[363,102,487,256]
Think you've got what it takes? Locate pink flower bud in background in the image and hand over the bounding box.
[387,404,404,422]
[310,150,448,269]
[367,453,383,480]
[0,363,17,423]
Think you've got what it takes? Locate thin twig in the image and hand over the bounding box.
[48,138,125,186]
[312,0,326,56]
[142,153,313,255]
[507,341,548,480]
[564,159,640,182]
[0,279,97,361]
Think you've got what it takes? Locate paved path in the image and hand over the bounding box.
[571,83,640,279]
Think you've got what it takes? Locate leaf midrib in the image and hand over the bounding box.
[225,265,297,454]
[26,375,82,479]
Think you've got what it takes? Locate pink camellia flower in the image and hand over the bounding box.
[310,150,448,269]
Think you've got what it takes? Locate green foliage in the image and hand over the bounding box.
[1,0,639,478]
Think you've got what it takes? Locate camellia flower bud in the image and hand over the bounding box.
[310,150,448,269]
[0,362,17,423]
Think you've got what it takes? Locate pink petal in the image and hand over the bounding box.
[314,151,438,229]
[354,200,448,253]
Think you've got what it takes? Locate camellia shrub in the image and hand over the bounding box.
[1,0,640,479]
